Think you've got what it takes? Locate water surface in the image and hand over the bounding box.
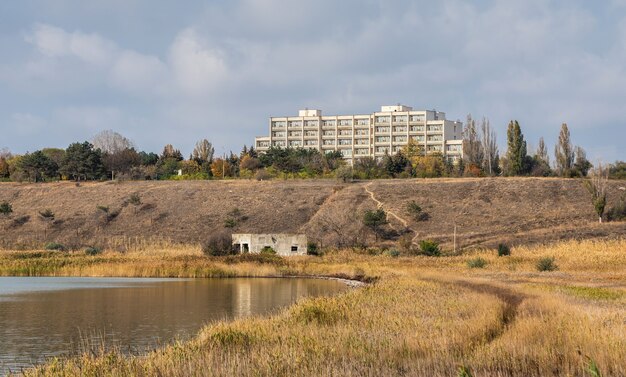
[0,276,348,375]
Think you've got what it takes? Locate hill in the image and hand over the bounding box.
[0,178,624,251]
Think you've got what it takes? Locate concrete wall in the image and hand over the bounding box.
[232,234,307,256]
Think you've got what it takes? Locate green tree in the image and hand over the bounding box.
[60,142,106,181]
[363,209,388,241]
[505,120,530,176]
[16,151,59,182]
[572,146,592,177]
[555,123,575,177]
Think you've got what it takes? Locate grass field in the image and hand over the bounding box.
[1,178,625,251]
[4,238,625,376]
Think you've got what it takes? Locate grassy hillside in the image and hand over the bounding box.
[0,178,624,251]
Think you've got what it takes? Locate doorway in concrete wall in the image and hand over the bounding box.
[242,243,249,253]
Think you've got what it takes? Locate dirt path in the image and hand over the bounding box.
[364,181,410,230]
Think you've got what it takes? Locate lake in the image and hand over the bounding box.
[0,277,349,375]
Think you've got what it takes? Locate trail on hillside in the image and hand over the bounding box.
[364,181,413,237]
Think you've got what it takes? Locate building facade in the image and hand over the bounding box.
[254,105,463,164]
[232,234,307,256]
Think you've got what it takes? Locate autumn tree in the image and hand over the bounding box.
[192,139,215,165]
[573,146,592,177]
[463,114,484,171]
[584,163,608,223]
[92,130,140,179]
[555,123,575,177]
[480,117,499,176]
[211,158,232,178]
[531,137,552,176]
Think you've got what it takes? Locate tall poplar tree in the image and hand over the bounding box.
[505,120,529,176]
[554,123,574,177]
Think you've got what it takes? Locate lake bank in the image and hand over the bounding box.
[3,238,626,376]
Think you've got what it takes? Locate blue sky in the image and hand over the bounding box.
[1,0,625,162]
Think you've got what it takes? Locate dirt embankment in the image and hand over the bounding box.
[0,178,624,250]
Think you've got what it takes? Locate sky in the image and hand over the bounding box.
[1,0,625,162]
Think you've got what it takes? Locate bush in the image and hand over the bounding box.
[223,218,237,228]
[0,201,12,215]
[606,200,626,222]
[406,201,429,221]
[385,249,401,258]
[254,169,271,181]
[45,242,65,251]
[467,257,487,268]
[307,242,321,256]
[85,246,102,256]
[419,240,441,256]
[202,232,235,256]
[260,246,276,255]
[497,243,511,257]
[39,209,55,219]
[536,257,558,272]
[128,193,141,206]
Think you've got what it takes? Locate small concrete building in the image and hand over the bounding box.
[232,234,307,256]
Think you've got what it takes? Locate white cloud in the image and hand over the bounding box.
[168,29,228,96]
[110,50,168,94]
[26,23,116,65]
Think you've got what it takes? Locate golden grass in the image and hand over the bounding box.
[3,238,625,376]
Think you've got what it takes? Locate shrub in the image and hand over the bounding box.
[202,232,234,256]
[223,218,237,228]
[536,257,558,272]
[45,242,65,251]
[307,242,321,256]
[419,240,441,256]
[406,201,429,221]
[39,209,55,219]
[606,200,626,222]
[363,209,388,241]
[254,169,271,181]
[0,201,12,215]
[128,193,141,206]
[10,215,30,228]
[96,205,109,213]
[497,243,511,257]
[385,249,401,258]
[467,257,487,268]
[85,246,102,256]
[260,246,276,255]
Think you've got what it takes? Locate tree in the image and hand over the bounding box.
[192,139,215,165]
[139,151,159,166]
[92,130,134,154]
[211,158,232,178]
[16,151,59,182]
[463,114,484,170]
[505,120,530,176]
[555,123,575,177]
[609,161,626,180]
[60,142,106,181]
[480,117,499,176]
[383,151,411,177]
[363,209,388,241]
[240,155,261,171]
[354,157,384,179]
[584,163,608,223]
[531,137,552,177]
[573,146,592,177]
[160,144,183,161]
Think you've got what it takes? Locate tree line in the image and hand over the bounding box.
[0,122,624,182]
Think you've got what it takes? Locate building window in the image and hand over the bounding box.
[356,119,370,125]
[338,139,352,145]
[393,116,407,122]
[288,121,302,128]
[375,116,390,123]
[410,115,424,122]
[322,120,336,127]
[339,119,352,126]
[375,127,390,133]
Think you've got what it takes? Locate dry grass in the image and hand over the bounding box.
[1,178,625,251]
[4,238,624,376]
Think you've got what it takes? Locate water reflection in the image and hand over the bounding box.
[0,277,347,375]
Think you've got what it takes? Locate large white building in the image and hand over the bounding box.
[254,105,463,164]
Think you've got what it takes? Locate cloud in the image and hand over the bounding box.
[26,23,116,65]
[168,29,229,96]
[110,50,168,94]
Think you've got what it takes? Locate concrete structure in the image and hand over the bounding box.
[255,105,464,164]
[232,233,307,256]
